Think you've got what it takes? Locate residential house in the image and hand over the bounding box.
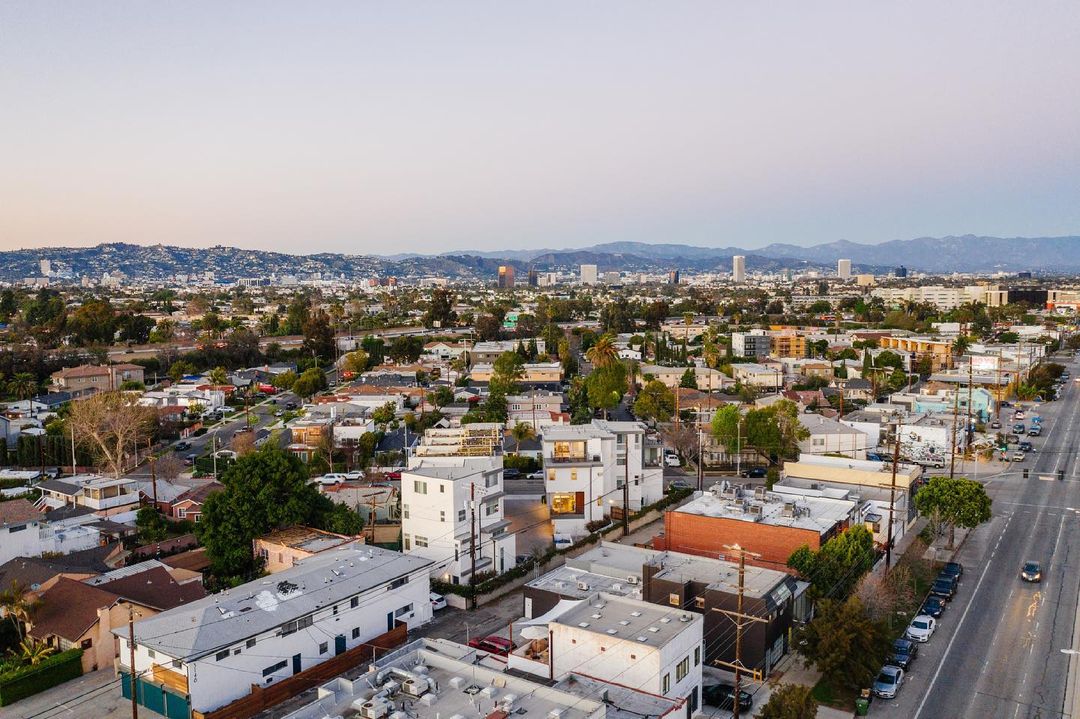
[470,339,546,364]
[422,341,468,361]
[168,482,222,523]
[286,415,331,463]
[114,545,433,717]
[506,391,565,430]
[36,475,141,517]
[798,413,870,459]
[50,363,145,397]
[732,362,784,390]
[254,526,362,574]
[639,364,731,392]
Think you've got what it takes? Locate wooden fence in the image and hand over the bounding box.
[192,623,407,719]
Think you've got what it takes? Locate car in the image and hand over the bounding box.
[174,441,191,452]
[873,665,905,699]
[527,471,544,480]
[668,479,692,491]
[1006,433,1021,444]
[914,457,946,469]
[273,410,284,417]
[889,638,919,670]
[940,561,963,580]
[1019,441,1033,452]
[184,452,198,466]
[467,636,515,656]
[316,473,350,485]
[702,683,753,712]
[503,468,521,479]
[1012,451,1026,462]
[1021,561,1042,583]
[1014,411,1026,419]
[740,467,767,479]
[429,592,447,611]
[1029,427,1042,437]
[990,420,1001,429]
[905,615,937,643]
[343,470,365,480]
[664,453,681,467]
[285,401,298,410]
[1013,424,1026,434]
[920,596,946,618]
[553,534,574,550]
[930,577,956,600]
[384,471,401,480]
[1000,400,1012,408]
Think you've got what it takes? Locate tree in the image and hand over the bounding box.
[633,380,675,423]
[320,503,364,535]
[710,404,742,455]
[758,684,818,719]
[232,431,256,456]
[423,288,457,328]
[679,368,698,389]
[292,367,327,399]
[68,391,157,477]
[559,339,578,377]
[428,385,455,410]
[787,524,876,599]
[271,370,298,390]
[155,453,184,482]
[18,637,54,666]
[0,582,39,641]
[372,401,397,428]
[196,445,340,579]
[585,333,619,369]
[798,596,890,693]
[7,372,38,401]
[586,363,628,419]
[493,351,525,388]
[208,366,229,385]
[342,350,370,375]
[136,506,169,542]
[388,336,424,364]
[510,422,536,454]
[914,475,992,548]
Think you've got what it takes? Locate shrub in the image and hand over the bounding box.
[0,648,83,706]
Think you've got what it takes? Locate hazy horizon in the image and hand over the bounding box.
[3,2,1078,255]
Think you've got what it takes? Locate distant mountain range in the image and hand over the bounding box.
[1,235,1075,282]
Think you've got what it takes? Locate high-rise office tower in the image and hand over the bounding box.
[837,259,852,280]
[498,265,515,288]
[732,255,745,283]
[580,264,598,285]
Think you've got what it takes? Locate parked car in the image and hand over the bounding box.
[920,596,946,618]
[664,452,681,467]
[889,638,919,669]
[343,470,365,480]
[527,471,544,480]
[905,615,937,643]
[990,420,1001,429]
[1012,451,1027,462]
[873,665,905,699]
[503,468,522,479]
[554,534,574,550]
[467,636,515,656]
[384,471,402,480]
[184,453,198,467]
[668,479,692,491]
[174,441,191,452]
[1021,561,1042,583]
[930,576,956,600]
[429,592,447,611]
[273,410,284,417]
[702,684,753,712]
[740,467,767,479]
[940,561,963,580]
[316,473,350,485]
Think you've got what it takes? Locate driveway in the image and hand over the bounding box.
[5,668,163,719]
[504,497,552,558]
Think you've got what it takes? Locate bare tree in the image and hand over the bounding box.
[155,453,184,482]
[853,572,896,622]
[232,431,256,457]
[660,423,699,465]
[69,391,158,477]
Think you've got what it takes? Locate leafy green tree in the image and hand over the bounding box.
[493,351,525,388]
[428,385,455,410]
[388,336,424,364]
[135,506,168,542]
[319,503,364,535]
[914,475,992,548]
[758,684,818,719]
[271,370,298,390]
[797,596,890,694]
[292,367,327,399]
[633,380,675,423]
[586,363,628,419]
[197,445,339,579]
[423,288,457,328]
[342,350,370,375]
[372,401,397,427]
[208,366,229,385]
[679,368,698,389]
[7,372,38,401]
[585,333,619,368]
[787,524,876,599]
[710,404,742,455]
[302,309,335,360]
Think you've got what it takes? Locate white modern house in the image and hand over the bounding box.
[798,414,870,459]
[115,545,434,716]
[541,421,664,537]
[401,456,515,584]
[36,475,142,517]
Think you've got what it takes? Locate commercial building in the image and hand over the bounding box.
[732,255,745,282]
[654,483,857,572]
[115,545,433,716]
[401,457,515,584]
[497,265,515,288]
[837,259,852,279]
[581,264,599,285]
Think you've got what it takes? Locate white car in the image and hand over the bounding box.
[905,615,937,643]
[343,470,365,480]
[554,534,574,550]
[430,592,447,611]
[664,453,681,467]
[316,473,350,485]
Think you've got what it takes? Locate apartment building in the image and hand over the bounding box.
[731,331,772,359]
[768,329,808,359]
[36,474,141,517]
[541,421,664,537]
[401,457,515,584]
[115,545,433,717]
[872,285,991,311]
[469,339,547,365]
[639,363,731,392]
[254,526,362,573]
[50,363,145,396]
[506,391,566,430]
[412,423,503,458]
[878,335,953,371]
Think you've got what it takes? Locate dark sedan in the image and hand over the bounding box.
[889,638,919,670]
[702,684,753,713]
[940,562,963,580]
[930,576,956,600]
[921,596,946,618]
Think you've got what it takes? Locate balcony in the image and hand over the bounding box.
[546,454,602,465]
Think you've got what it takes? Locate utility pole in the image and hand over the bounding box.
[128,604,139,719]
[713,544,766,719]
[212,435,218,480]
[966,358,975,451]
[70,426,77,476]
[885,421,901,571]
[948,387,960,479]
[623,439,631,537]
[148,439,157,509]
[469,482,477,602]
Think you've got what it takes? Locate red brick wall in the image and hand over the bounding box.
[660,510,822,572]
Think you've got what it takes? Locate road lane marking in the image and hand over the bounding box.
[913,514,1013,719]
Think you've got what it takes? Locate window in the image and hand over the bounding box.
[413,480,427,494]
[484,502,498,517]
[548,469,556,482]
[319,642,328,655]
[352,627,360,639]
[216,649,230,661]
[402,504,409,519]
[439,510,446,522]
[551,493,580,515]
[247,639,256,649]
[389,577,409,590]
[177,509,187,519]
[394,603,414,618]
[570,470,577,482]
[404,535,411,550]
[414,536,428,548]
[351,597,359,608]
[280,615,313,636]
[694,646,700,666]
[172,660,182,669]
[147,649,156,659]
[676,656,690,681]
[662,674,670,693]
[458,509,466,522]
[263,660,287,677]
[81,638,93,649]
[485,473,498,488]
[439,485,445,493]
[668,593,680,606]
[333,605,339,616]
[694,597,705,609]
[8,524,26,533]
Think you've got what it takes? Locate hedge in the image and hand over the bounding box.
[0,648,83,706]
[432,486,694,599]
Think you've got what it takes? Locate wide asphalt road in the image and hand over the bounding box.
[876,354,1080,719]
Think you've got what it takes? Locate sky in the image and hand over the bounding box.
[2,2,1079,256]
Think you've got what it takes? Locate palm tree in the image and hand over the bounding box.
[585,333,618,369]
[0,582,40,641]
[208,366,229,385]
[510,422,536,454]
[18,638,54,665]
[7,373,38,402]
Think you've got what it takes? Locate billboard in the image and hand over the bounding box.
[971,355,1000,373]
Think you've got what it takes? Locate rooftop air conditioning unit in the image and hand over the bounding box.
[402,678,429,698]
[360,699,390,719]
[576,581,590,591]
[749,505,763,516]
[782,503,796,518]
[753,487,767,500]
[626,575,639,585]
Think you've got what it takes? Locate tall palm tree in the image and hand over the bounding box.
[586,333,618,369]
[510,422,535,454]
[0,582,40,641]
[7,373,38,402]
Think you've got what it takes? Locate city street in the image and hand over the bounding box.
[874,355,1080,719]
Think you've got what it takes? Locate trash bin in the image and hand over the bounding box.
[855,697,870,716]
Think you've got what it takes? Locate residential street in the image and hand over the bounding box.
[874,355,1080,719]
